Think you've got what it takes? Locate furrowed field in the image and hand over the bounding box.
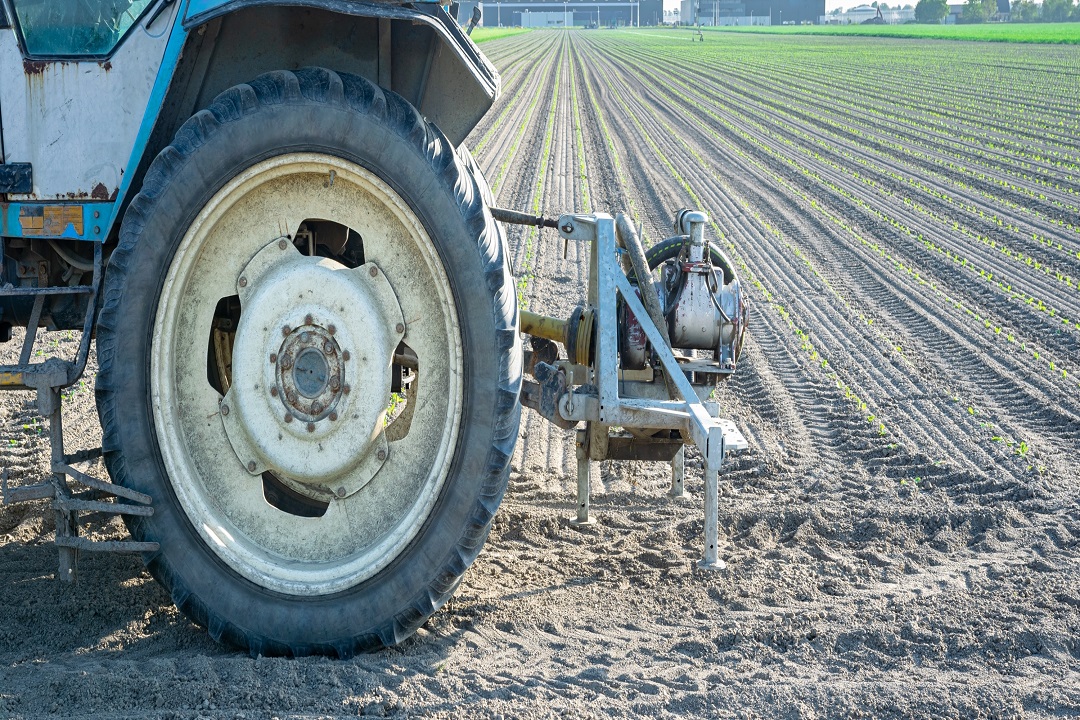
[1,29,1078,719]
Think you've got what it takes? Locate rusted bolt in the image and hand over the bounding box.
[247,461,256,472]
[300,332,311,343]
[270,353,278,364]
[329,411,338,421]
[306,422,316,433]
[342,350,350,361]
[327,324,336,335]
[377,449,387,462]
[270,386,279,397]
[278,238,288,250]
[284,413,293,423]
[304,314,313,326]
[330,378,341,392]
[336,486,346,498]
[286,389,298,403]
[343,384,351,395]
[238,277,248,288]
[280,353,293,370]
[311,400,324,414]
[369,266,378,277]
[282,325,291,337]
[323,340,335,354]
[395,323,405,334]
[220,404,230,416]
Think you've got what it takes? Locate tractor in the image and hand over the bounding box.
[0,0,748,657]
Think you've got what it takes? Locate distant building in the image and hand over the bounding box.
[821,5,915,24]
[480,1,664,28]
[680,0,824,26]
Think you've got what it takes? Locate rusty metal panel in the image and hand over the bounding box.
[0,3,178,200]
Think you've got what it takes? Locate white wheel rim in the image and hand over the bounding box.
[151,153,463,596]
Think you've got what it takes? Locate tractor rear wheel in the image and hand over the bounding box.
[95,69,520,656]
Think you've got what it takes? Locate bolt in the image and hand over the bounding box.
[336,486,346,498]
[328,324,336,335]
[562,223,574,233]
[280,353,293,370]
[278,238,288,250]
[329,411,338,421]
[284,413,293,423]
[377,449,387,462]
[270,353,278,364]
[304,314,313,326]
[270,386,278,397]
[247,461,256,472]
[395,323,405,334]
[286,389,298,403]
[93,210,100,219]
[343,384,351,395]
[220,404,230,417]
[307,422,316,433]
[238,277,248,288]
[300,331,311,343]
[369,266,378,277]
[93,226,100,234]
[282,325,291,337]
[311,401,323,414]
[330,378,341,392]
[323,340,335,354]
[342,350,350,361]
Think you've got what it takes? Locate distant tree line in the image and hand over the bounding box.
[913,0,1080,22]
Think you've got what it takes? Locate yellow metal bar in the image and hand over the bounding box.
[0,371,26,388]
[519,310,569,345]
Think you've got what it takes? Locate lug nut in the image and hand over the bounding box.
[247,461,256,472]
[306,422,316,433]
[369,266,378,277]
[323,340,335,354]
[278,238,288,250]
[395,323,405,334]
[300,331,311,343]
[330,378,341,392]
[304,314,313,325]
[311,401,323,414]
[220,404,230,416]
[284,413,293,423]
[280,353,293,370]
[270,353,277,364]
[342,350,350,361]
[329,411,338,421]
[377,449,387,461]
[286,389,298,403]
[238,276,248,288]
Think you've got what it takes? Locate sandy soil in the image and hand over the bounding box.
[2,30,1079,719]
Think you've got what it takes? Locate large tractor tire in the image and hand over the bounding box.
[95,69,521,657]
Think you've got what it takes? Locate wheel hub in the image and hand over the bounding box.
[219,236,405,497]
[277,324,343,421]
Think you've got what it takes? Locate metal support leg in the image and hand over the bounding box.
[41,387,77,582]
[571,428,595,526]
[669,446,685,498]
[697,462,725,571]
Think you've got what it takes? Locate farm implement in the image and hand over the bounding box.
[0,1,747,656]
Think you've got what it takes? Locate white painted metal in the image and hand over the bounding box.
[0,2,178,199]
[151,153,463,596]
[219,239,404,497]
